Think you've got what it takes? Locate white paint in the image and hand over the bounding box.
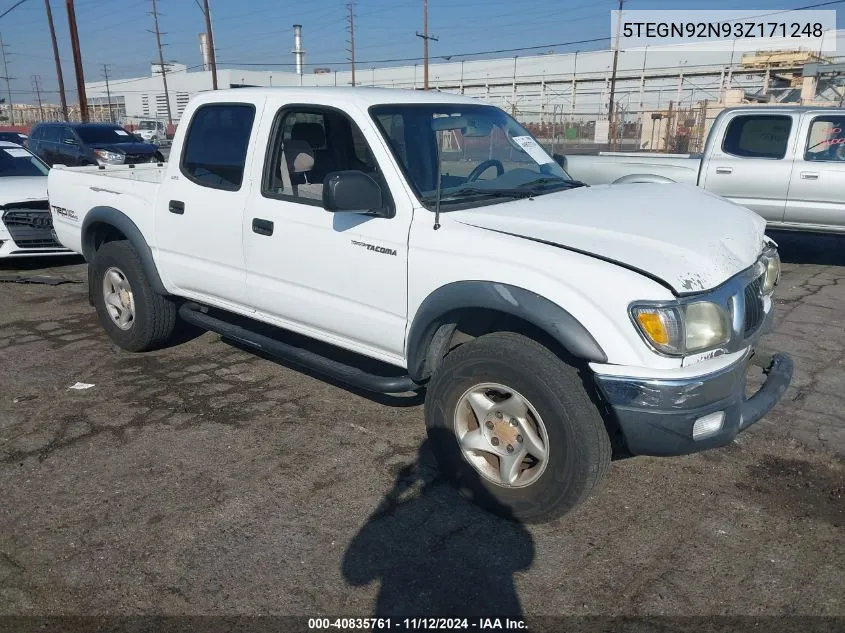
[68,382,95,390]
[4,148,31,158]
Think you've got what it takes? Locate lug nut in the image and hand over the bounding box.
[485,420,494,430]
[491,437,500,446]
[510,418,518,427]
[496,412,503,419]
[516,434,523,443]
[507,444,514,453]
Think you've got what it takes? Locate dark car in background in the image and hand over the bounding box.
[0,131,28,146]
[26,123,164,167]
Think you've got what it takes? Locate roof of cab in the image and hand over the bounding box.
[189,86,484,108]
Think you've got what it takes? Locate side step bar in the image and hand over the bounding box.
[178,303,421,395]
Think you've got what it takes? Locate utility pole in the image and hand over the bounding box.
[32,74,45,121]
[202,0,217,89]
[607,0,623,150]
[150,0,173,127]
[45,0,68,121]
[416,0,438,90]
[102,64,114,123]
[346,3,355,86]
[65,0,88,121]
[0,34,13,125]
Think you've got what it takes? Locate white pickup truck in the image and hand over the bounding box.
[563,106,845,234]
[48,87,792,522]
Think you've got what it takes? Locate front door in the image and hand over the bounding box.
[155,101,261,309]
[244,104,412,361]
[700,112,797,222]
[784,113,845,230]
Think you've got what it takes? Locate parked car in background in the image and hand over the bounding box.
[48,88,792,522]
[133,119,168,145]
[0,131,28,146]
[0,141,72,258]
[26,122,164,167]
[561,106,845,235]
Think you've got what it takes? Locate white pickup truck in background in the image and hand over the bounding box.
[563,106,845,234]
[47,88,792,522]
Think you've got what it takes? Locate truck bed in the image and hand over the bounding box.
[49,164,164,256]
[563,152,702,186]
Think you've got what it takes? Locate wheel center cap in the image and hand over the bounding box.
[485,414,519,451]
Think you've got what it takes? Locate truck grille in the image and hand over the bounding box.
[743,275,765,336]
[2,209,63,249]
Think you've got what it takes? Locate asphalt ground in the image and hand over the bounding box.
[0,230,843,629]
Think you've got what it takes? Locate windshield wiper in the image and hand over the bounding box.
[428,179,587,204]
[515,177,588,191]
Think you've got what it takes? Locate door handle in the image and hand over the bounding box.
[800,171,819,180]
[252,218,274,236]
[715,167,733,175]
[168,200,185,214]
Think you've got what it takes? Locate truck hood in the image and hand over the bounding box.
[0,176,48,206]
[449,182,766,294]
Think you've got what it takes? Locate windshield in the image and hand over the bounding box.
[0,146,48,177]
[75,126,135,144]
[370,103,579,208]
[137,121,157,130]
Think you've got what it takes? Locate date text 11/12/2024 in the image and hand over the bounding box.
[308,618,528,630]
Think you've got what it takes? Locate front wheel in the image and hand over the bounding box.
[424,332,611,522]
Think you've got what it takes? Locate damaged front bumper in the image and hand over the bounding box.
[592,348,793,456]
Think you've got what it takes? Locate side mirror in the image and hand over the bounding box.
[552,153,567,169]
[322,170,392,218]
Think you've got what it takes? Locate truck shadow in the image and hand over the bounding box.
[342,432,534,618]
[767,230,845,267]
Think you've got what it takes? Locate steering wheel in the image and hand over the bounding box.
[467,159,504,182]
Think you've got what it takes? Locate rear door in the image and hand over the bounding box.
[154,100,261,309]
[700,112,798,222]
[784,113,845,230]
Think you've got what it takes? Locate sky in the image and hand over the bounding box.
[0,0,843,105]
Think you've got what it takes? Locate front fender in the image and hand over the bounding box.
[81,206,168,295]
[405,281,607,382]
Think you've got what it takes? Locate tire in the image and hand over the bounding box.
[91,240,177,352]
[424,331,611,523]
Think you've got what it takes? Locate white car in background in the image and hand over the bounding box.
[0,140,72,259]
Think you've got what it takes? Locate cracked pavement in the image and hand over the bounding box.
[0,232,843,620]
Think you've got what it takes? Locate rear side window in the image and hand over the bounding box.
[180,104,256,191]
[722,115,792,159]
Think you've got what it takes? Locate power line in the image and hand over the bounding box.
[0,0,29,20]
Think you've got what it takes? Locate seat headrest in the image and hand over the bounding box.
[291,122,326,149]
[283,139,315,173]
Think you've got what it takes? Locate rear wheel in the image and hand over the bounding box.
[91,240,176,352]
[424,331,611,522]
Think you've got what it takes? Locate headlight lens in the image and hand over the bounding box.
[94,149,124,165]
[632,301,730,355]
[761,249,781,294]
[684,301,730,351]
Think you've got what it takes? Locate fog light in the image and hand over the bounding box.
[692,411,725,440]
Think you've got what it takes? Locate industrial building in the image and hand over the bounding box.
[83,27,845,150]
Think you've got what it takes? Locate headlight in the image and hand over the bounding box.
[632,301,730,356]
[761,249,780,295]
[94,149,124,165]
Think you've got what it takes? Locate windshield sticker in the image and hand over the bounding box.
[512,135,554,165]
[115,130,129,136]
[4,148,31,158]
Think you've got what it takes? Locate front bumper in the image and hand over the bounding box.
[594,349,793,456]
